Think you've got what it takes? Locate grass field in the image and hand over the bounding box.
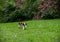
[0,19,60,42]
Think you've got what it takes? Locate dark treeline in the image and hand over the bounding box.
[0,0,60,22]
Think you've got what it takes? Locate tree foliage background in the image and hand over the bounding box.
[0,0,60,22]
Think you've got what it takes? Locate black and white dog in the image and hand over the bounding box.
[18,22,27,30]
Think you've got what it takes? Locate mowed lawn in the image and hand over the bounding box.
[0,19,60,42]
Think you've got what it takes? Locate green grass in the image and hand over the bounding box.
[0,19,60,42]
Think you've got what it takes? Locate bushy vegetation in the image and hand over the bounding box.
[0,0,60,22]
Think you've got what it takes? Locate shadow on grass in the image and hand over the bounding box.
[0,38,7,42]
[58,34,60,42]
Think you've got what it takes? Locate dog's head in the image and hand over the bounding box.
[19,22,27,27]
